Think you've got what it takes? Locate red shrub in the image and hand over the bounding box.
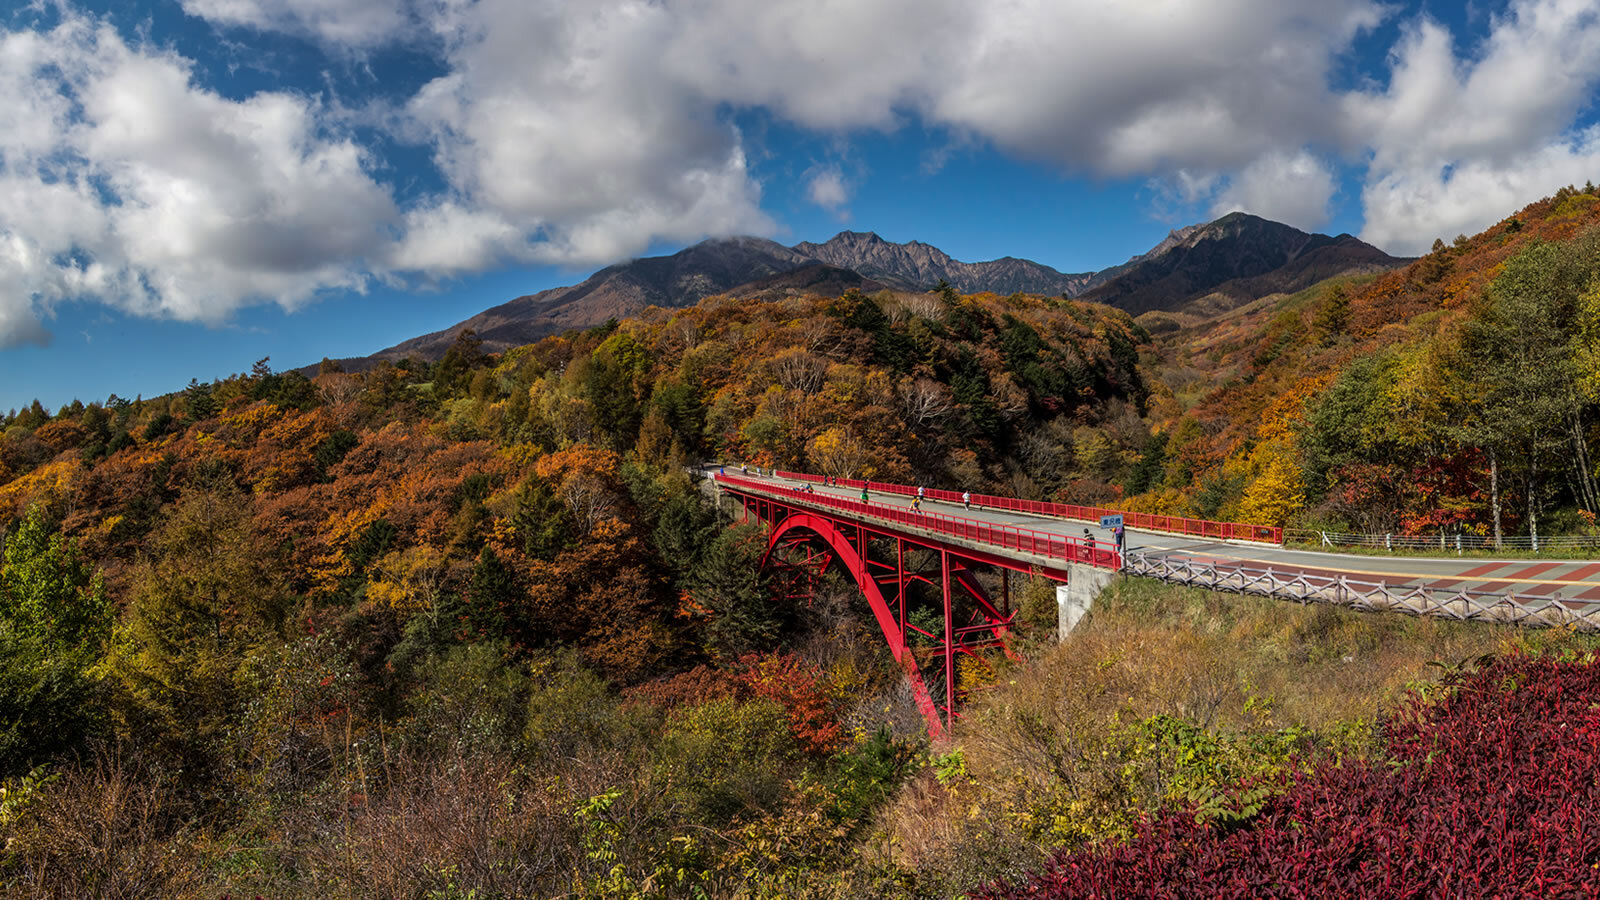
[738,652,843,756]
[974,652,1600,898]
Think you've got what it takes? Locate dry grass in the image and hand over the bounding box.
[218,748,582,899]
[2,751,205,900]
[3,746,586,900]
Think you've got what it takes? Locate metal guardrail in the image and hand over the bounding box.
[1285,529,1600,554]
[1123,551,1600,631]
[715,473,1122,569]
[768,468,1282,545]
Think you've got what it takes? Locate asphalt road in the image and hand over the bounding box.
[709,468,1600,601]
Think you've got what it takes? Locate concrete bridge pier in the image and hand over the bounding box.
[1058,563,1115,639]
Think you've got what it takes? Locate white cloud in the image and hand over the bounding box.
[1211,150,1337,231]
[0,13,396,347]
[806,167,849,212]
[384,0,1390,270]
[1349,0,1600,254]
[392,0,775,271]
[9,0,1600,346]
[929,0,1385,174]
[1360,127,1600,255]
[179,0,413,48]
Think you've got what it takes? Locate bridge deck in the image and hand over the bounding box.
[709,468,1600,616]
[718,472,1119,574]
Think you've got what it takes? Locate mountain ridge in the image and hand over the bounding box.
[793,230,1097,296]
[338,215,1406,368]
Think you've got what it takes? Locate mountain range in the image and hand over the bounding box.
[355,213,1408,364]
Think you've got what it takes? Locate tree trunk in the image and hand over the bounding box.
[1529,478,1539,547]
[1490,448,1503,550]
[1572,410,1598,513]
[1527,438,1545,549]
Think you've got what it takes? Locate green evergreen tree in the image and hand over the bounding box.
[184,378,217,421]
[0,506,112,773]
[689,524,790,657]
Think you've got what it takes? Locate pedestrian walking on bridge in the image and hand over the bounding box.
[860,486,870,504]
[962,490,971,511]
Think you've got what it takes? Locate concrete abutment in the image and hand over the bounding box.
[1058,563,1116,639]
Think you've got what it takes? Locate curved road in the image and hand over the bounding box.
[709,468,1600,605]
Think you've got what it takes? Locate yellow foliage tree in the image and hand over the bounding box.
[366,545,448,616]
[807,426,869,478]
[1238,442,1305,527]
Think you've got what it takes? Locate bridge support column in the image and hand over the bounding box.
[1058,563,1115,640]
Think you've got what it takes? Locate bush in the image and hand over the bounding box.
[1,752,202,899]
[658,697,797,825]
[525,649,655,762]
[973,651,1600,898]
[399,641,529,758]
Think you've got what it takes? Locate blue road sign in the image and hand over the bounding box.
[1098,515,1124,528]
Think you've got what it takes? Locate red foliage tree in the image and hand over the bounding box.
[737,652,842,756]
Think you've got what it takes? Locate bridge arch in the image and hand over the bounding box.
[758,512,948,737]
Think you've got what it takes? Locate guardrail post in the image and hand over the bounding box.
[1385,533,1392,551]
[1455,534,1462,556]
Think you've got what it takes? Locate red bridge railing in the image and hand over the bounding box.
[770,469,1282,545]
[716,473,1121,569]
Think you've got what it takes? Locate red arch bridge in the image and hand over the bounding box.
[713,471,1123,739]
[712,467,1600,738]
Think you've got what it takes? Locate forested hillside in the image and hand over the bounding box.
[7,188,1600,896]
[0,287,1151,897]
[1125,184,1600,542]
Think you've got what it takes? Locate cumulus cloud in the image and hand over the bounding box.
[1349,0,1600,254]
[382,0,1392,270]
[9,0,1600,346]
[929,0,1384,175]
[391,0,775,271]
[171,0,1387,273]
[1360,127,1600,254]
[1211,150,1337,231]
[806,167,849,213]
[0,12,396,347]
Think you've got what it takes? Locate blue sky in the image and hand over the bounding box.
[2,0,1597,411]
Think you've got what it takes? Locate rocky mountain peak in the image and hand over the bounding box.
[793,231,1065,293]
[1081,212,1405,315]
